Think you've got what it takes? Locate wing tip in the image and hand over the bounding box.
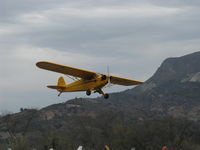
[36,61,50,68]
[36,61,44,68]
[132,80,144,85]
[36,62,41,67]
[138,81,144,84]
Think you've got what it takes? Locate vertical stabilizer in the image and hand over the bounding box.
[57,76,67,87]
[47,77,67,96]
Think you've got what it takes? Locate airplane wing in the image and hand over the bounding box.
[110,75,143,86]
[36,61,97,79]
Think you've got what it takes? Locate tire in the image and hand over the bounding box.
[104,93,109,99]
[86,90,91,96]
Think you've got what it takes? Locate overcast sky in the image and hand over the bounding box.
[0,0,200,113]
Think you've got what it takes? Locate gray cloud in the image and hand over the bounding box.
[0,0,200,112]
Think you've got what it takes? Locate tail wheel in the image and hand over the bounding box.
[86,90,91,96]
[104,93,109,99]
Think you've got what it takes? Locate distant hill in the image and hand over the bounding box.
[124,51,200,120]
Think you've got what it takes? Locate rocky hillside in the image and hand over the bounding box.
[124,51,200,120]
[1,51,200,133]
[1,51,200,150]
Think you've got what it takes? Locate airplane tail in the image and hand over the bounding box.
[57,76,67,87]
[47,77,67,91]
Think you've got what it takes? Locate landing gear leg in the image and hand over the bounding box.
[58,92,62,97]
[96,89,109,99]
[86,90,91,96]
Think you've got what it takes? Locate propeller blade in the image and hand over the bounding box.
[107,66,110,84]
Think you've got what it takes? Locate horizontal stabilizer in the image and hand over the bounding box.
[47,85,66,90]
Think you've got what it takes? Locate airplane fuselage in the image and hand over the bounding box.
[57,76,108,92]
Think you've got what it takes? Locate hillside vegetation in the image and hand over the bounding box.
[1,52,200,150]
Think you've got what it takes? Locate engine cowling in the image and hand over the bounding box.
[101,75,107,80]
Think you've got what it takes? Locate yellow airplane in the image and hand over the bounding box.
[36,61,143,99]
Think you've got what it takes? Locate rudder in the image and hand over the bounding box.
[57,76,67,87]
[47,76,67,91]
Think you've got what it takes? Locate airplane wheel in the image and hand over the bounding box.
[86,90,91,96]
[104,93,109,99]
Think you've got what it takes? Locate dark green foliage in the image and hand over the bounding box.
[1,112,200,150]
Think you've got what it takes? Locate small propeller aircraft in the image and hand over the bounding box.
[36,61,143,99]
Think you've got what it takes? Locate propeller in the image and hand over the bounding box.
[106,66,112,88]
[101,66,113,88]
